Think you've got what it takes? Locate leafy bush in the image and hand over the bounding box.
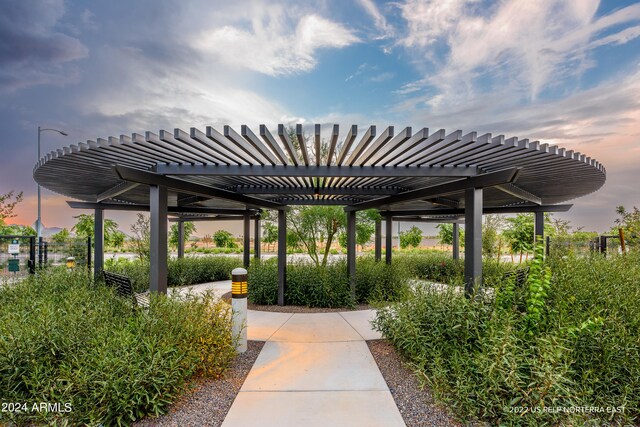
[247,257,409,307]
[394,252,522,287]
[105,256,243,292]
[373,251,640,426]
[167,256,242,287]
[0,268,236,426]
[355,256,410,302]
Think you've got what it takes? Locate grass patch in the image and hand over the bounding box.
[373,251,640,426]
[0,268,236,426]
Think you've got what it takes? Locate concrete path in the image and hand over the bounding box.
[222,309,404,427]
[172,280,404,426]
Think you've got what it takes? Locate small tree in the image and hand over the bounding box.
[169,221,196,249]
[288,206,345,267]
[436,223,464,249]
[338,210,380,252]
[0,190,23,222]
[613,205,640,248]
[201,234,213,248]
[400,226,422,249]
[72,214,125,248]
[262,222,278,252]
[50,228,71,244]
[482,215,504,259]
[503,214,534,263]
[213,230,236,248]
[130,213,150,261]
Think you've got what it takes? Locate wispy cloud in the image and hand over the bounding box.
[192,7,359,76]
[396,0,640,100]
[356,0,394,39]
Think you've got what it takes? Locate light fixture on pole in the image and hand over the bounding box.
[37,126,68,242]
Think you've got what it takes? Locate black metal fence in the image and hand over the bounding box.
[547,234,632,258]
[0,235,36,278]
[1,235,92,278]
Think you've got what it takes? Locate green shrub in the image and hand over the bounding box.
[355,256,410,303]
[394,252,522,287]
[373,251,640,426]
[247,257,409,307]
[0,268,236,426]
[105,256,243,292]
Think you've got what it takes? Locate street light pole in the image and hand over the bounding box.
[37,126,68,242]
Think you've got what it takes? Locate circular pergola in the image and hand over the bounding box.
[34,124,606,302]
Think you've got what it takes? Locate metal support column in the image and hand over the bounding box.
[150,185,168,294]
[243,212,251,268]
[464,188,483,297]
[277,209,287,306]
[94,208,104,279]
[534,211,544,244]
[28,236,36,274]
[254,218,261,259]
[38,237,44,267]
[385,216,393,264]
[177,221,185,258]
[87,237,91,272]
[452,222,460,260]
[374,219,382,262]
[346,210,357,299]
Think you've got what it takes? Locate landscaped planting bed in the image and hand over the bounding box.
[373,250,640,426]
[0,268,237,426]
[106,256,243,292]
[247,256,410,307]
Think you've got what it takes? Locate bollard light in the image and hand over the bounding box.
[231,267,248,353]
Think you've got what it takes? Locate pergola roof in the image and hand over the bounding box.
[33,124,606,213]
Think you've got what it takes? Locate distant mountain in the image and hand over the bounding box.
[31,221,64,238]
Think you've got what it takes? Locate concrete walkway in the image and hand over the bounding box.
[172,280,405,426]
[223,309,404,427]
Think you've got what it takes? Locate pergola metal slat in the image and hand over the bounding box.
[259,125,289,166]
[277,124,301,166]
[452,136,517,167]
[146,131,201,165]
[408,131,476,167]
[378,128,430,166]
[159,130,220,165]
[241,125,280,166]
[224,125,268,165]
[174,128,230,165]
[391,129,446,166]
[326,124,339,166]
[295,124,311,167]
[365,127,412,166]
[356,126,394,166]
[199,127,248,165]
[114,136,173,164]
[87,138,155,167]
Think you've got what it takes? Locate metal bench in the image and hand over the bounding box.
[103,271,150,308]
[503,267,529,288]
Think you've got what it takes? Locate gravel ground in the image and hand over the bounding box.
[367,340,462,427]
[135,340,263,427]
[221,291,371,313]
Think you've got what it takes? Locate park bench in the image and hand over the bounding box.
[103,271,150,308]
[503,266,529,288]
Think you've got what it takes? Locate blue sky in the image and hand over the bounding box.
[1,0,639,234]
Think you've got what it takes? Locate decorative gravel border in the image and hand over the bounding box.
[367,339,463,427]
[135,341,264,427]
